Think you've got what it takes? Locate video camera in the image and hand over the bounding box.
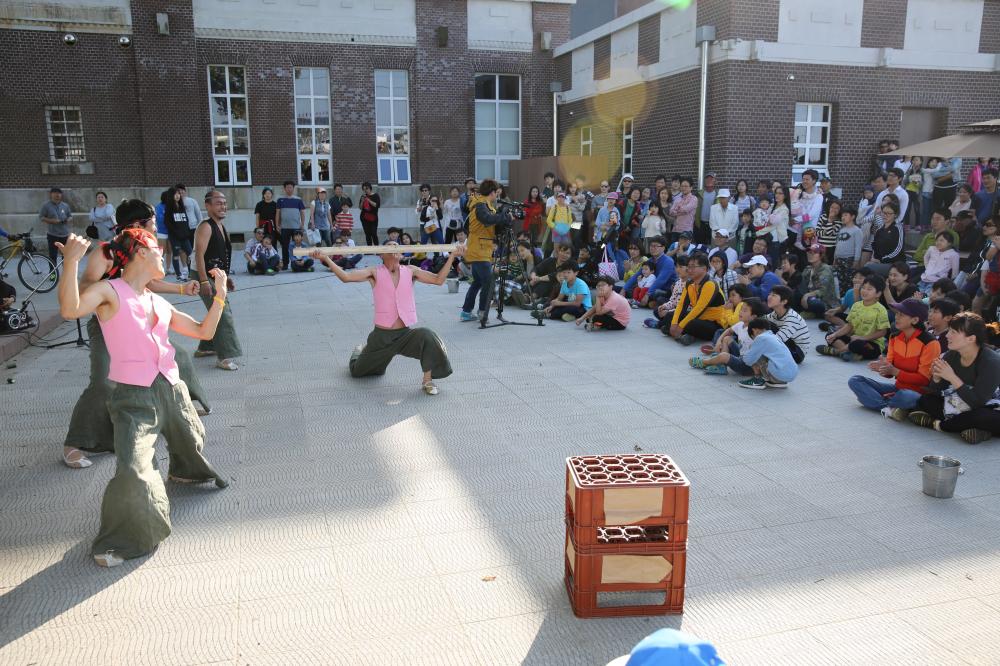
[496,198,526,221]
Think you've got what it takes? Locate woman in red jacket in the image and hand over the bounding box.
[522,186,545,244]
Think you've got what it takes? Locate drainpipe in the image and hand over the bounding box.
[695,26,716,187]
[549,82,563,157]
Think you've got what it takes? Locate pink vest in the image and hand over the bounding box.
[373,264,417,328]
[100,279,180,387]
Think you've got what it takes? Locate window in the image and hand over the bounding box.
[793,103,831,182]
[294,67,332,184]
[622,117,634,175]
[375,70,410,184]
[45,106,86,162]
[580,126,592,156]
[474,74,520,182]
[207,65,251,185]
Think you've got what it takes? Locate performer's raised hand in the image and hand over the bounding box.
[55,233,91,263]
[209,267,228,298]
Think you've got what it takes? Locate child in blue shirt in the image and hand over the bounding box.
[543,261,592,321]
[288,229,315,272]
[738,318,799,389]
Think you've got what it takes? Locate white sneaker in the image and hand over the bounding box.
[94,551,124,567]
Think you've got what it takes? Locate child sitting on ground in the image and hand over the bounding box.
[779,253,802,291]
[631,261,656,309]
[288,230,315,272]
[576,276,631,330]
[718,283,751,332]
[817,274,890,361]
[821,269,868,333]
[576,245,598,287]
[918,232,960,293]
[765,285,811,363]
[737,318,800,389]
[543,261,591,321]
[690,296,768,376]
[249,235,280,275]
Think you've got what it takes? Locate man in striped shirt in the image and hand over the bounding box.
[765,285,811,363]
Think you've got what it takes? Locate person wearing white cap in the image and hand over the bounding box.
[309,187,332,246]
[707,227,738,267]
[709,187,739,237]
[737,254,782,300]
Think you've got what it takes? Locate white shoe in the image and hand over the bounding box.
[216,359,238,371]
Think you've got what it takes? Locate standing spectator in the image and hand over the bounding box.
[903,157,923,227]
[309,187,332,246]
[833,205,863,293]
[933,157,962,210]
[334,202,355,238]
[419,194,445,247]
[39,187,73,263]
[163,187,193,281]
[175,184,203,246]
[858,182,878,224]
[969,157,991,193]
[253,187,279,248]
[656,184,675,238]
[668,177,698,240]
[547,192,574,247]
[154,191,173,274]
[358,182,381,246]
[696,172,717,244]
[593,180,611,210]
[920,159,948,228]
[819,176,839,214]
[973,169,999,226]
[541,172,555,198]
[567,181,587,247]
[815,199,842,263]
[760,184,790,264]
[276,181,306,269]
[89,191,116,241]
[733,179,755,215]
[618,186,644,246]
[949,183,974,219]
[459,177,477,227]
[414,183,431,231]
[709,189,739,236]
[594,193,620,247]
[793,170,824,249]
[443,186,465,244]
[194,190,243,370]
[330,183,353,220]
[641,201,667,251]
[522,186,545,245]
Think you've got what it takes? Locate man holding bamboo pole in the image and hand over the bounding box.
[310,241,464,395]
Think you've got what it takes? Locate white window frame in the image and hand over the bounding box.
[294,67,332,184]
[474,73,521,184]
[375,69,411,184]
[792,103,831,184]
[207,65,251,186]
[45,106,86,162]
[622,117,634,175]
[580,126,592,156]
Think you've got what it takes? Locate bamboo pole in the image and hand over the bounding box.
[293,244,458,257]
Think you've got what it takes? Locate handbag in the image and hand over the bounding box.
[305,228,322,246]
[86,208,100,239]
[598,246,619,281]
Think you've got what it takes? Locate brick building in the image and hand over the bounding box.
[0,0,572,231]
[555,0,1000,200]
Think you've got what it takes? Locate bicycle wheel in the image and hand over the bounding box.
[18,253,59,293]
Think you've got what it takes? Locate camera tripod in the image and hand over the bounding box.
[478,225,545,330]
[42,258,89,349]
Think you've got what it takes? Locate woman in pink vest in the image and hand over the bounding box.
[311,241,463,395]
[56,228,230,567]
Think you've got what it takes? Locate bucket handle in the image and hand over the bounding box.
[918,460,964,474]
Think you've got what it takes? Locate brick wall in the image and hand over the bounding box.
[729,0,780,42]
[593,35,610,80]
[695,0,733,40]
[0,29,145,188]
[980,0,1000,53]
[860,0,907,49]
[557,59,1000,201]
[637,13,660,65]
[554,53,572,91]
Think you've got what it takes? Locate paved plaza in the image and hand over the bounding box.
[2,262,1000,665]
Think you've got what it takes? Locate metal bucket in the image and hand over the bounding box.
[918,455,964,499]
[446,277,459,293]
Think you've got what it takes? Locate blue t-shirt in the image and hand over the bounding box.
[560,277,592,309]
[841,287,856,309]
[276,196,306,228]
[742,330,798,383]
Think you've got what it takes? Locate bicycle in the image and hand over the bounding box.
[0,230,60,293]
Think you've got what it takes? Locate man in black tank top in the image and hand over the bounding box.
[194,190,243,370]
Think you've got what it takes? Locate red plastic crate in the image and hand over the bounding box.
[565,455,690,531]
[565,516,687,553]
[564,522,686,617]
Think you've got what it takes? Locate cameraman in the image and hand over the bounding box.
[460,179,513,322]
